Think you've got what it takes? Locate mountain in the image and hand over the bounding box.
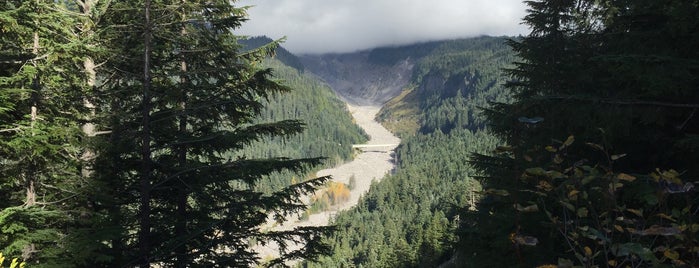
[235,39,368,193]
[240,36,306,72]
[244,36,519,267]
[299,51,413,106]
[300,36,516,267]
[301,37,515,136]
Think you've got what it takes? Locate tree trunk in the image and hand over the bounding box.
[139,0,153,266]
[80,55,96,178]
[26,31,40,207]
[175,2,188,265]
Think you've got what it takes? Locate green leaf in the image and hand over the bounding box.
[643,193,659,205]
[559,135,575,150]
[546,170,566,179]
[525,167,547,176]
[577,207,589,218]
[557,258,574,268]
[612,243,657,262]
[560,201,575,212]
[581,175,596,185]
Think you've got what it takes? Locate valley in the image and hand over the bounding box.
[256,104,400,263]
[3,2,695,267]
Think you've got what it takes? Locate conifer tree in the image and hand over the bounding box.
[0,0,88,265]
[465,0,699,266]
[87,0,331,266]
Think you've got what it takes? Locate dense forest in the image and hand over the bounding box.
[306,36,515,268]
[0,1,364,267]
[461,1,699,267]
[232,56,368,194]
[2,0,698,267]
[306,1,699,268]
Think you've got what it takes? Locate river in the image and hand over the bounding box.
[255,104,400,263]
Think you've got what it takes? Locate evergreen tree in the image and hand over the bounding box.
[306,38,513,268]
[87,0,331,266]
[465,0,699,266]
[0,0,88,266]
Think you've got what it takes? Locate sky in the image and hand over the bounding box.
[236,0,529,54]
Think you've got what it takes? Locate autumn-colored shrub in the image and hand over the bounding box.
[496,136,699,267]
[307,181,352,215]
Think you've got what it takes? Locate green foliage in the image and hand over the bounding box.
[520,137,699,267]
[240,36,306,72]
[378,36,515,137]
[469,135,699,267]
[0,0,88,265]
[236,59,367,194]
[463,0,699,267]
[80,1,341,266]
[306,36,514,267]
[0,0,362,266]
[308,129,498,267]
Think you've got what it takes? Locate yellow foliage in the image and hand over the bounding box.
[664,249,680,260]
[0,253,25,268]
[308,181,351,214]
[327,181,350,205]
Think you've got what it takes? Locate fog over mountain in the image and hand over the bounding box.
[237,0,528,54]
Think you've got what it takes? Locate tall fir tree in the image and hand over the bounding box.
[464,0,699,266]
[0,0,88,266]
[85,0,332,266]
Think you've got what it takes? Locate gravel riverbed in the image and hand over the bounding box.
[255,104,400,262]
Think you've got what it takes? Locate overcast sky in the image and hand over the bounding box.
[236,0,529,54]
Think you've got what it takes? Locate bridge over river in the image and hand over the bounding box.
[351,143,399,150]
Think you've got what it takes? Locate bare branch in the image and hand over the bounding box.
[0,127,21,133]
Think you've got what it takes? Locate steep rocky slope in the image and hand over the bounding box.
[300,52,413,105]
[304,36,517,267]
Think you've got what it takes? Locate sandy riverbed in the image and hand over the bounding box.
[255,104,400,262]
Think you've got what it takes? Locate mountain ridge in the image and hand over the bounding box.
[300,51,413,106]
[301,35,517,267]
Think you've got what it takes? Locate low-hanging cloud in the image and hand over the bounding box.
[236,0,529,54]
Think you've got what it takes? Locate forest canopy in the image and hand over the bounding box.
[1,0,698,267]
[0,0,357,266]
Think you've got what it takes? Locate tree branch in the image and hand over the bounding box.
[538,95,699,109]
[0,127,21,133]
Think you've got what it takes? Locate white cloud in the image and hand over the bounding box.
[236,0,528,54]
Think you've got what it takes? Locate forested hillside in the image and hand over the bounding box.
[306,36,515,267]
[0,1,358,266]
[460,1,699,267]
[2,0,697,267]
[378,37,516,137]
[307,0,699,265]
[240,36,306,72]
[235,58,368,193]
